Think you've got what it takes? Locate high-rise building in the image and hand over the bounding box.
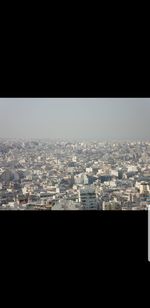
[140,182,149,195]
[72,156,77,162]
[79,187,97,210]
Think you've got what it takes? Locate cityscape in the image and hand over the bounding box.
[0,98,150,210]
[0,138,150,210]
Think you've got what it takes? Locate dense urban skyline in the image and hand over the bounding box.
[0,98,150,140]
[0,138,150,210]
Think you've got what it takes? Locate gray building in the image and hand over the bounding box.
[79,187,97,210]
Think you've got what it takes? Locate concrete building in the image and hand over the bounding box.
[79,187,97,210]
[140,182,150,195]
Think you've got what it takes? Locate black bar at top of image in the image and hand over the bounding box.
[0,59,149,98]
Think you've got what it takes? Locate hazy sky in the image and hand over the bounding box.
[0,98,150,140]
